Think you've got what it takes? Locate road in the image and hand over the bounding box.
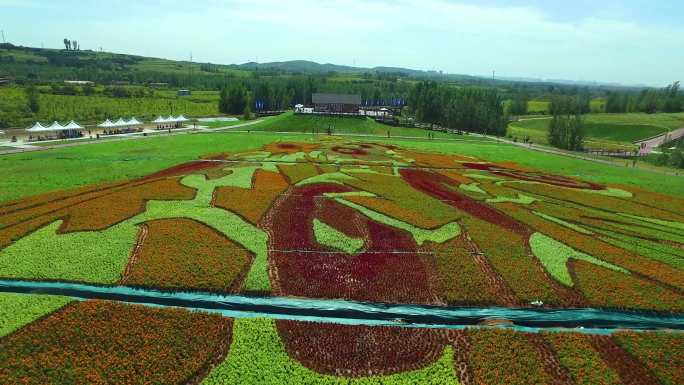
[634,127,684,155]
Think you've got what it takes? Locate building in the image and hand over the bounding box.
[177,89,192,96]
[0,78,11,86]
[312,93,361,114]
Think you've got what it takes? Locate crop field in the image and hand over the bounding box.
[508,113,684,151]
[1,137,683,383]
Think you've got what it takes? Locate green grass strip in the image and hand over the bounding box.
[201,318,460,385]
[532,211,594,235]
[486,194,537,205]
[330,197,460,246]
[465,173,503,181]
[459,183,487,195]
[585,187,633,198]
[0,293,72,338]
[529,233,629,287]
[0,220,138,284]
[313,219,364,255]
[618,214,684,231]
[297,172,356,186]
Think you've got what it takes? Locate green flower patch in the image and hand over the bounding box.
[529,232,628,287]
[313,219,364,255]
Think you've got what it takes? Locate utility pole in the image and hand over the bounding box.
[1,30,6,44]
[492,70,495,81]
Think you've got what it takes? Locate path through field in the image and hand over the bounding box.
[634,126,684,155]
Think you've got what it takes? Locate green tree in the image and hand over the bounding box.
[25,86,40,114]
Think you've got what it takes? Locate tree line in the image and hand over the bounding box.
[408,81,508,136]
[605,82,682,113]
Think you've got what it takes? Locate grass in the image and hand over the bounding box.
[508,113,684,150]
[252,111,456,139]
[2,116,684,204]
[0,293,72,338]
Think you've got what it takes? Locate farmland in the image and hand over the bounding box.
[1,135,683,383]
[508,113,684,151]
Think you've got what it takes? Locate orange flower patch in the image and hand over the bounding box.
[123,218,254,293]
[401,150,472,168]
[0,180,125,218]
[344,195,455,230]
[543,332,622,385]
[344,171,463,228]
[426,234,501,305]
[435,169,474,185]
[462,216,559,304]
[614,331,684,385]
[214,170,289,225]
[0,178,191,247]
[511,182,684,222]
[277,163,319,184]
[61,177,196,233]
[0,301,231,385]
[466,328,554,385]
[143,160,223,180]
[571,260,684,312]
[503,205,684,292]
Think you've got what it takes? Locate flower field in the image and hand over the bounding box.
[1,137,684,383]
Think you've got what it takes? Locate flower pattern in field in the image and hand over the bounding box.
[2,138,684,383]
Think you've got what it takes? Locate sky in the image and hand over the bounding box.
[1,0,682,86]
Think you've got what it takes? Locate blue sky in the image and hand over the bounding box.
[1,0,682,86]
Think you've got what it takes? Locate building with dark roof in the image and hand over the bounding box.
[312,93,361,114]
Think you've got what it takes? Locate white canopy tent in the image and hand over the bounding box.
[27,122,51,133]
[63,121,84,130]
[126,117,143,126]
[47,121,66,131]
[176,115,189,122]
[113,118,128,127]
[98,119,115,128]
[153,116,166,124]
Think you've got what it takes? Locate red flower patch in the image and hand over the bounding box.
[266,183,437,304]
[462,162,603,190]
[331,146,368,156]
[276,320,448,376]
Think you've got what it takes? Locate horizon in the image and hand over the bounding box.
[1,0,683,87]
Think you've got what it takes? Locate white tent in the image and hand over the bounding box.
[98,119,115,128]
[176,115,189,122]
[47,121,66,131]
[63,121,84,130]
[126,117,143,126]
[153,116,166,124]
[113,118,128,127]
[166,116,176,122]
[27,122,50,132]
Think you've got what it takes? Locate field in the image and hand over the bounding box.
[508,113,684,151]
[0,86,219,129]
[0,133,684,385]
[1,133,683,383]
